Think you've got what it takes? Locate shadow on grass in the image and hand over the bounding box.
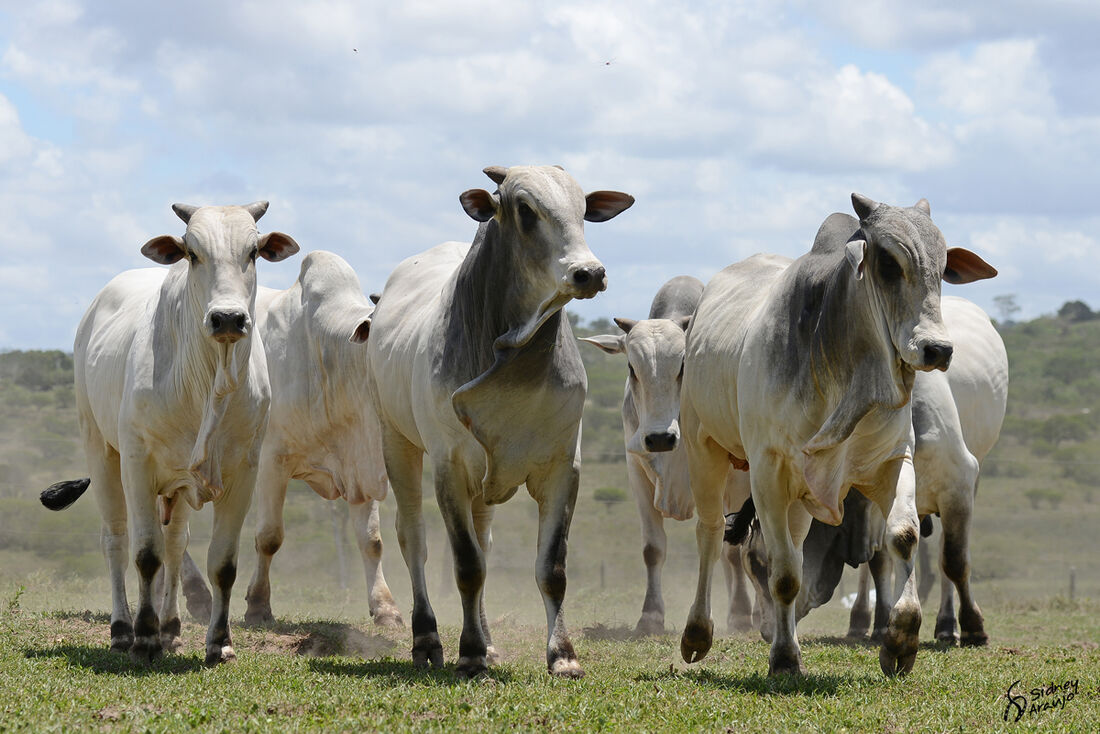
[800,635,962,654]
[307,657,520,685]
[23,645,204,675]
[634,664,870,696]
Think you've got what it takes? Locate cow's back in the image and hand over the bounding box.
[75,268,167,448]
[941,296,1008,462]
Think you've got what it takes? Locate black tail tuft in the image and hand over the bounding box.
[40,478,91,511]
[723,496,756,546]
[919,514,934,538]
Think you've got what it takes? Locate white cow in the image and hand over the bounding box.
[41,202,298,664]
[679,196,996,677]
[741,296,1009,647]
[367,165,633,678]
[581,276,756,635]
[243,250,402,628]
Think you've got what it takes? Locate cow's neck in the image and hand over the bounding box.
[444,219,561,386]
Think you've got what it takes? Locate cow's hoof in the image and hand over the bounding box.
[205,644,237,666]
[726,613,755,635]
[412,639,445,669]
[879,645,916,677]
[485,645,502,665]
[129,637,163,664]
[549,657,585,679]
[960,630,988,647]
[371,605,404,629]
[869,627,887,644]
[160,634,183,653]
[768,653,806,677]
[243,606,275,627]
[634,615,666,637]
[847,611,871,639]
[680,619,713,664]
[846,628,869,640]
[455,655,488,679]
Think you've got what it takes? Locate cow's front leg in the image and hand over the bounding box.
[528,461,583,678]
[471,498,499,663]
[204,477,253,666]
[741,526,775,643]
[679,436,729,664]
[350,499,403,628]
[244,459,290,626]
[722,535,755,633]
[121,458,165,664]
[878,455,922,676]
[868,549,893,641]
[385,429,441,669]
[627,458,667,636]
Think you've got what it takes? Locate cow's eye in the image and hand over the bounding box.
[876,251,903,282]
[249,247,259,262]
[187,252,200,265]
[517,201,537,230]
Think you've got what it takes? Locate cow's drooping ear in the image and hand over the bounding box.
[614,317,638,334]
[483,166,508,186]
[257,232,300,262]
[349,316,371,344]
[677,315,692,332]
[141,235,187,265]
[172,204,198,224]
[459,189,498,222]
[851,193,879,222]
[585,191,635,222]
[845,238,866,280]
[914,198,931,216]
[244,201,270,222]
[369,293,381,305]
[943,247,998,284]
[579,334,625,355]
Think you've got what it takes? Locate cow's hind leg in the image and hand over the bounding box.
[938,482,986,646]
[680,436,732,664]
[527,461,584,678]
[86,435,133,654]
[350,499,403,628]
[244,459,290,626]
[385,428,441,669]
[157,500,192,653]
[471,498,499,663]
[867,549,893,642]
[722,539,755,633]
[847,563,872,638]
[741,525,774,642]
[203,471,254,666]
[627,458,667,636]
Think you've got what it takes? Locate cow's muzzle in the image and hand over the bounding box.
[644,431,678,453]
[919,341,953,372]
[207,309,250,343]
[566,263,607,299]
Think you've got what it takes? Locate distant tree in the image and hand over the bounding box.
[586,317,615,334]
[993,294,1021,325]
[1056,300,1096,322]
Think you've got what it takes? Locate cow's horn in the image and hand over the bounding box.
[851,193,879,221]
[483,166,508,185]
[172,204,198,224]
[244,201,270,222]
[914,198,931,215]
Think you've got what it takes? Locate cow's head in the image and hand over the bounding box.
[141,202,299,344]
[460,165,632,311]
[581,316,691,454]
[845,195,996,372]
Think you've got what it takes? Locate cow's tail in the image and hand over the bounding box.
[40,478,92,511]
[723,496,755,546]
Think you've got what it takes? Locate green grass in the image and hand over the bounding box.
[2,586,1098,732]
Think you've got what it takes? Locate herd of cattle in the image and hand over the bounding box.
[40,164,1005,681]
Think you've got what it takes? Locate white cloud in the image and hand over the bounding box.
[918,39,1053,117]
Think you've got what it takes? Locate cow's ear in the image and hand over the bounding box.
[579,334,625,355]
[460,189,498,222]
[851,193,879,222]
[677,315,692,331]
[943,247,997,284]
[913,198,931,216]
[614,317,638,334]
[369,293,381,305]
[141,235,186,265]
[845,239,866,280]
[258,232,300,262]
[349,316,371,344]
[585,191,634,222]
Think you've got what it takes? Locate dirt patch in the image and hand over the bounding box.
[248,623,396,659]
[581,622,634,641]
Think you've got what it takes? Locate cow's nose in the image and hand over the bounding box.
[644,432,677,453]
[923,342,953,371]
[569,265,607,294]
[208,310,249,342]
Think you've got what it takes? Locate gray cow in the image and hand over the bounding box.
[366,165,633,678]
[741,295,1007,646]
[678,196,996,677]
[581,276,756,636]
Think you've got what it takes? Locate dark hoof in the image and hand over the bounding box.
[768,654,806,677]
[934,630,959,646]
[129,637,163,664]
[371,606,404,629]
[412,640,444,669]
[205,644,237,666]
[634,615,666,637]
[879,645,917,677]
[243,607,275,627]
[680,618,713,664]
[846,628,869,640]
[455,656,488,679]
[960,630,988,647]
[549,657,585,678]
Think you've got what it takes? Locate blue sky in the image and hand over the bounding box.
[1,0,1098,348]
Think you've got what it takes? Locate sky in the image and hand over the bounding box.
[1,0,1098,349]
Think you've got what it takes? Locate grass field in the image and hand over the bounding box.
[3,453,1099,732]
